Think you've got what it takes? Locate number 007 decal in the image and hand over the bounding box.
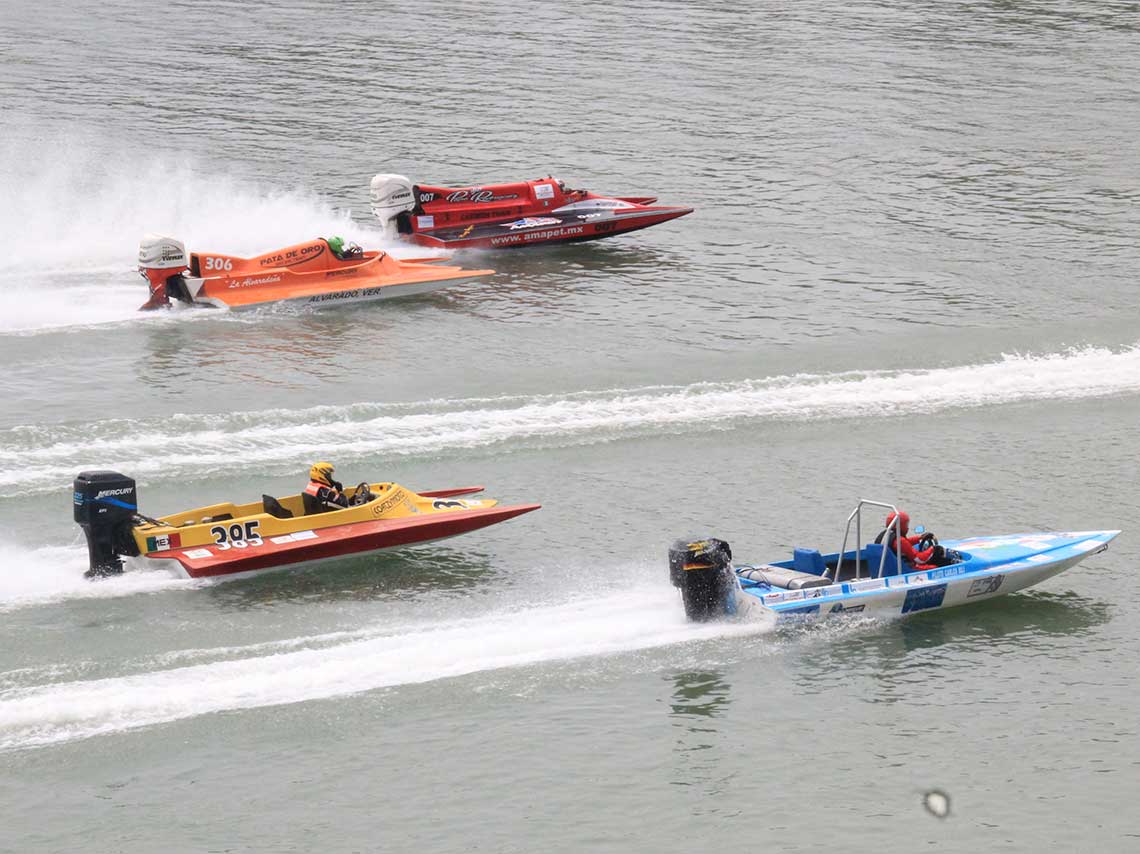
[210,520,262,550]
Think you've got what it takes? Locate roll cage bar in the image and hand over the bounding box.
[827,499,904,581]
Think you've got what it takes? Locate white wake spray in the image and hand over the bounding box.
[0,584,770,750]
[0,139,389,333]
[2,344,1138,496]
[0,540,199,612]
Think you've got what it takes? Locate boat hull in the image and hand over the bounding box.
[142,238,493,311]
[407,206,693,250]
[142,503,541,579]
[189,262,491,310]
[723,531,1120,625]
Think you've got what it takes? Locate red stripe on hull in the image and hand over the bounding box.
[146,504,540,579]
[416,485,485,498]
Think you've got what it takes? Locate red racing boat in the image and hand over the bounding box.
[369,173,693,250]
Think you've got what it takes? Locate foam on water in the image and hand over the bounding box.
[0,584,770,750]
[2,344,1139,496]
[0,138,388,333]
[0,539,196,612]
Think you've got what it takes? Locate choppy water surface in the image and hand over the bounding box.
[2,1,1139,851]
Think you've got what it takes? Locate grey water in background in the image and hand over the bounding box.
[2,1,1139,851]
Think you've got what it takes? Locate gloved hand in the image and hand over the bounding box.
[331,480,344,492]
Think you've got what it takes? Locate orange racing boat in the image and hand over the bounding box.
[137,234,493,310]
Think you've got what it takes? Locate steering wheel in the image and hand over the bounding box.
[349,481,374,507]
[918,532,939,550]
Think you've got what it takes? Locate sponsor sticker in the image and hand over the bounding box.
[967,575,1004,597]
[267,530,318,544]
[926,565,967,581]
[95,487,133,498]
[902,584,948,613]
[227,274,283,289]
[146,532,182,552]
[372,489,408,516]
[503,217,561,230]
[184,548,212,559]
[416,215,435,229]
[534,183,555,200]
[258,243,325,267]
[489,225,586,246]
[553,199,634,212]
[445,189,519,204]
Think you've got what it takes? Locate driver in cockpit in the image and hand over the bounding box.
[326,236,364,260]
[875,510,944,569]
[303,461,349,514]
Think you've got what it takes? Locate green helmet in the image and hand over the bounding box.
[327,236,345,254]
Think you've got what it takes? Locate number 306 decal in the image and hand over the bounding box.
[210,520,262,550]
[203,256,234,271]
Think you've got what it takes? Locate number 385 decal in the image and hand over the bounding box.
[210,520,262,550]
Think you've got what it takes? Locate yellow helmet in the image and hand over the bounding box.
[310,461,335,485]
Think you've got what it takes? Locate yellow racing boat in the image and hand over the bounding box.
[73,471,540,579]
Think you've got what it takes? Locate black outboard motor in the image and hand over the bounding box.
[73,471,140,577]
[668,538,735,622]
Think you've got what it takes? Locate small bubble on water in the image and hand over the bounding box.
[923,789,951,819]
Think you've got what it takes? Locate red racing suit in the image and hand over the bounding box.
[883,530,937,570]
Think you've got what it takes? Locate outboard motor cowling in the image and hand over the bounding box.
[138,233,189,310]
[74,471,140,577]
[668,538,736,622]
[369,174,416,238]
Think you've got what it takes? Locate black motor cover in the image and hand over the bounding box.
[73,471,140,577]
[668,538,735,622]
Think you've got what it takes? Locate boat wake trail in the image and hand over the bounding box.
[0,540,195,612]
[0,140,385,334]
[3,344,1139,497]
[0,584,767,750]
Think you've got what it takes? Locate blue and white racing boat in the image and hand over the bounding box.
[669,500,1120,624]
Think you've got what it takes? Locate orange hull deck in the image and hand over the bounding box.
[177,239,492,309]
